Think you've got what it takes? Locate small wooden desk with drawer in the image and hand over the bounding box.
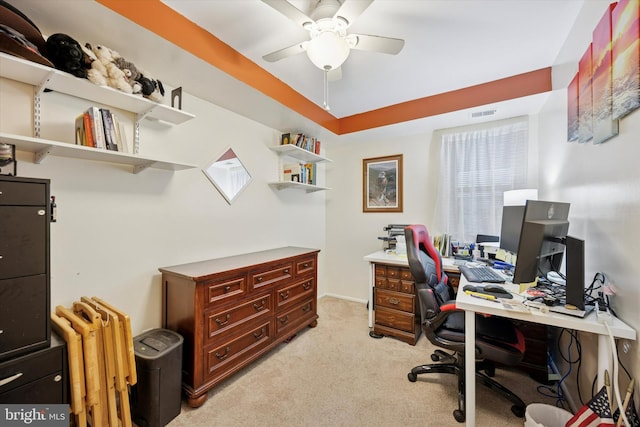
[364,251,459,345]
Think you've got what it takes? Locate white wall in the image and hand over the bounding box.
[323,132,440,302]
[0,78,327,336]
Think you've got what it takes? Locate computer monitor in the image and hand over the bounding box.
[565,236,585,310]
[500,205,525,253]
[512,200,570,284]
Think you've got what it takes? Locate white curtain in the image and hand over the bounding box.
[434,117,529,243]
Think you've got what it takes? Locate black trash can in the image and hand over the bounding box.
[130,328,183,427]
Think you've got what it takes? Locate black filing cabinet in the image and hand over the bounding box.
[0,332,67,403]
[0,175,51,362]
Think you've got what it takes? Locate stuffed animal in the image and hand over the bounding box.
[80,44,108,87]
[45,33,92,78]
[111,55,143,95]
[86,43,132,94]
[136,72,164,102]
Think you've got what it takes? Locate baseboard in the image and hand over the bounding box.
[319,293,368,305]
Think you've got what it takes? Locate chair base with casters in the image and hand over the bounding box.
[403,224,527,424]
[407,350,526,423]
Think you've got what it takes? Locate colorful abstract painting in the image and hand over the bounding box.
[612,0,640,120]
[592,3,619,143]
[578,44,593,143]
[568,73,580,142]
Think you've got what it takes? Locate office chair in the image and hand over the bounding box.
[404,225,526,423]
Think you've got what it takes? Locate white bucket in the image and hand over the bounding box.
[524,403,573,427]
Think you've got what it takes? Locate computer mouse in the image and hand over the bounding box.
[482,285,510,295]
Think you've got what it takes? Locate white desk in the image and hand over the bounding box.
[456,277,636,426]
[363,250,459,328]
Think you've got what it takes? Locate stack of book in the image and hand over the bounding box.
[283,162,316,185]
[75,107,129,153]
[281,133,321,155]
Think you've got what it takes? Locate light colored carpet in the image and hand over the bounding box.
[168,296,556,426]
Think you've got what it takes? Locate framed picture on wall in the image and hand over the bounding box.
[362,154,403,213]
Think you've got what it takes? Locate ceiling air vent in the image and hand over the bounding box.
[471,109,497,119]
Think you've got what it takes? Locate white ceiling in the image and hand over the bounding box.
[161,0,583,118]
[8,0,599,142]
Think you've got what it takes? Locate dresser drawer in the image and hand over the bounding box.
[386,267,400,280]
[275,277,314,311]
[276,299,315,336]
[250,262,293,293]
[0,180,47,206]
[204,319,273,381]
[375,306,417,333]
[295,256,316,277]
[203,273,247,307]
[205,293,272,342]
[375,288,415,313]
[400,269,413,281]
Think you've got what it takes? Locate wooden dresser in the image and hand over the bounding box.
[160,247,319,407]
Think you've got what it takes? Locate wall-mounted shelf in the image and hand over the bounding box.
[0,52,194,124]
[268,181,331,193]
[269,144,332,163]
[269,143,331,192]
[0,132,197,174]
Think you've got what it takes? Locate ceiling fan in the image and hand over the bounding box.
[261,0,405,110]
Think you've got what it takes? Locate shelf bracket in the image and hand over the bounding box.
[133,106,156,155]
[34,145,53,164]
[133,162,153,174]
[32,70,55,138]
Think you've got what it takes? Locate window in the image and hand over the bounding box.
[434,117,529,243]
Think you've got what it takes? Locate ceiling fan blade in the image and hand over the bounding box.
[327,67,342,82]
[334,0,374,27]
[263,41,308,62]
[350,34,405,55]
[261,0,314,28]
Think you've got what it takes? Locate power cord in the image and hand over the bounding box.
[537,328,582,408]
[598,302,631,427]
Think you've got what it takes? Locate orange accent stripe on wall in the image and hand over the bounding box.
[338,68,552,134]
[97,0,552,136]
[96,0,340,133]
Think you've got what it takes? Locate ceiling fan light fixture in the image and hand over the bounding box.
[306,31,350,70]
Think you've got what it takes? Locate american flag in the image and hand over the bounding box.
[613,391,640,427]
[566,386,615,427]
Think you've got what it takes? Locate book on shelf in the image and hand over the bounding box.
[75,107,130,153]
[282,162,316,185]
[100,108,119,152]
[280,132,321,155]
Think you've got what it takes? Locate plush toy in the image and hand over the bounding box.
[79,44,108,87]
[45,33,92,78]
[136,72,164,102]
[86,43,132,94]
[111,55,143,95]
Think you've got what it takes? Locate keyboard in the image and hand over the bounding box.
[459,265,506,283]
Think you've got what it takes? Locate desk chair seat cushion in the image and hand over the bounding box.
[437,311,525,365]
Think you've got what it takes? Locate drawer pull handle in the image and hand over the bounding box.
[253,300,266,311]
[302,304,312,313]
[388,297,400,305]
[302,281,311,290]
[215,346,230,360]
[279,315,289,324]
[0,372,23,387]
[303,263,309,268]
[279,290,290,300]
[253,328,266,339]
[257,276,263,282]
[215,314,230,326]
[54,375,62,383]
[284,269,290,274]
[224,286,232,292]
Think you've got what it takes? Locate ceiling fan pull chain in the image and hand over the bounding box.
[323,66,330,111]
